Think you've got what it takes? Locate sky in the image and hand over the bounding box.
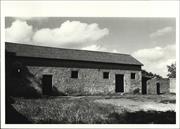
[5,17,176,77]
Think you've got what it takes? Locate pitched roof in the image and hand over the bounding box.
[5,42,143,66]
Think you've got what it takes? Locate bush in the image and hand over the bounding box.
[133,88,140,94]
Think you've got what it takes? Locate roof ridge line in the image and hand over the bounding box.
[5,42,130,56]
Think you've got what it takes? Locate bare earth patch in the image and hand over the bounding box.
[94,94,175,112]
[94,99,175,112]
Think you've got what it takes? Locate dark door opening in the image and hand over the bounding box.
[142,77,150,94]
[115,74,124,92]
[42,75,52,95]
[156,82,160,95]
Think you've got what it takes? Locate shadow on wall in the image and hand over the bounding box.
[5,53,67,123]
[5,52,42,123]
[5,52,67,98]
[5,59,42,98]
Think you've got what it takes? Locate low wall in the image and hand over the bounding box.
[147,78,169,94]
[169,78,176,93]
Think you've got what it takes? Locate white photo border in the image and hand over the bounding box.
[1,0,179,128]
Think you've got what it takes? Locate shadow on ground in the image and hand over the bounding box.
[6,97,32,124]
[108,110,176,124]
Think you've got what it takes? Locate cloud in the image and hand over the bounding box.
[6,20,33,43]
[14,17,33,20]
[81,44,107,51]
[82,44,101,51]
[14,17,48,21]
[33,20,109,47]
[81,44,120,54]
[150,26,173,38]
[112,49,118,53]
[132,44,176,77]
[5,20,109,49]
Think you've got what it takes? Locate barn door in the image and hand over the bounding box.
[156,82,160,95]
[42,75,52,95]
[115,74,124,92]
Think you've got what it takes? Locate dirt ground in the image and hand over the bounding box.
[94,95,175,112]
[59,94,176,112]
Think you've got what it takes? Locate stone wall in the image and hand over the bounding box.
[170,78,176,93]
[5,55,142,96]
[147,78,169,94]
[27,66,142,95]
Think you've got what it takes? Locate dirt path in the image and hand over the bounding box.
[94,98,175,112]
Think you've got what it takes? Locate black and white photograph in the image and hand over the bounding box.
[1,0,179,128]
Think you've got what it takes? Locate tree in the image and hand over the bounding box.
[167,63,176,78]
[142,69,162,78]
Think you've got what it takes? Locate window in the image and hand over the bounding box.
[131,73,136,79]
[71,71,78,78]
[103,72,109,79]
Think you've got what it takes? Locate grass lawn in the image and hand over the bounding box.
[8,94,176,124]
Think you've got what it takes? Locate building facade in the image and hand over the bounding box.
[147,77,170,95]
[5,42,143,96]
[169,78,176,93]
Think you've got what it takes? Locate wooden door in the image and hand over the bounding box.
[115,74,124,92]
[42,75,52,95]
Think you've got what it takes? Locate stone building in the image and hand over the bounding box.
[5,42,143,96]
[169,78,176,93]
[147,77,170,95]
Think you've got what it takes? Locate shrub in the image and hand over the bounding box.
[133,88,140,94]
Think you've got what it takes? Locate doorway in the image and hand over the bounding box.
[42,74,52,95]
[142,77,150,94]
[115,74,124,92]
[156,82,160,95]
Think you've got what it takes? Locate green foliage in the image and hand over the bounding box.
[167,63,176,78]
